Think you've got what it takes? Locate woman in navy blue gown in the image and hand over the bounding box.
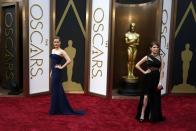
[135,42,165,122]
[49,36,84,115]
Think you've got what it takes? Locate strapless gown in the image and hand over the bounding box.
[49,54,84,115]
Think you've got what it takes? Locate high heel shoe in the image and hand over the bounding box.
[139,114,144,122]
[139,118,144,122]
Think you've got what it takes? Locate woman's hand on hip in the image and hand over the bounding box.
[144,69,151,74]
[55,65,63,69]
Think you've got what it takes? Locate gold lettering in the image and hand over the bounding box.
[30,59,43,67]
[30,31,43,43]
[30,68,43,77]
[30,43,44,58]
[93,8,104,23]
[30,20,43,30]
[5,12,13,27]
[92,69,102,78]
[5,48,14,62]
[93,23,104,32]
[30,4,43,20]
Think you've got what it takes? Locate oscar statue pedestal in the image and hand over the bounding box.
[118,76,143,96]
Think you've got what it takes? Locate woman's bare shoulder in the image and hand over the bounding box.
[142,55,148,60]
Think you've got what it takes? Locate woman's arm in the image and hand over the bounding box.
[158,56,164,88]
[50,70,52,77]
[56,49,71,69]
[135,55,150,74]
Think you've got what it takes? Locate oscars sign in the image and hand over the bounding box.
[89,0,111,96]
[29,0,50,94]
[160,0,173,94]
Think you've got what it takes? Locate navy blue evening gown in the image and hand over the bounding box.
[49,54,84,115]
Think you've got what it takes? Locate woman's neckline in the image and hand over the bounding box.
[51,53,62,57]
[150,54,160,61]
[150,53,158,57]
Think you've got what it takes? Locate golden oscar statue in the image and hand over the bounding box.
[172,43,196,93]
[123,22,139,83]
[62,40,83,93]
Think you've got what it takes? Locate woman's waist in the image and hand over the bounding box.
[148,67,160,71]
[51,67,61,71]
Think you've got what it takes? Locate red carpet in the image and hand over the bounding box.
[0,94,195,131]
